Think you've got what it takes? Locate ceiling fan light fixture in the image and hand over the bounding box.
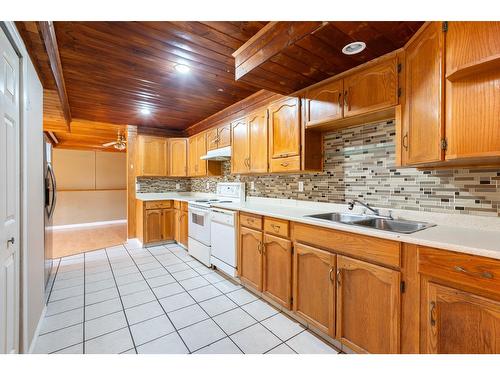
[114,142,126,151]
[342,41,366,55]
[140,108,151,115]
[174,64,190,73]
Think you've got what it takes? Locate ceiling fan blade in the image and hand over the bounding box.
[102,141,117,147]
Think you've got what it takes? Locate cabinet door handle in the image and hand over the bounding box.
[336,269,341,286]
[430,301,437,326]
[338,92,342,111]
[257,242,263,254]
[329,267,334,283]
[7,237,15,246]
[403,133,409,150]
[453,265,494,279]
[344,90,348,109]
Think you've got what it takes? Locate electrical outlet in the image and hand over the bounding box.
[298,181,304,192]
[250,181,255,190]
[175,183,180,190]
[206,182,210,190]
[135,182,140,191]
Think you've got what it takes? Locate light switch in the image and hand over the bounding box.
[176,183,180,190]
[206,182,210,190]
[298,181,304,192]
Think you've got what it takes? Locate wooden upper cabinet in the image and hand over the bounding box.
[239,226,263,291]
[248,109,268,173]
[422,281,500,354]
[343,57,398,118]
[304,79,343,126]
[336,255,401,353]
[268,97,301,172]
[403,22,445,165]
[231,117,249,174]
[262,234,292,308]
[217,124,231,148]
[168,138,187,177]
[196,133,207,175]
[293,243,336,337]
[206,127,219,151]
[188,136,197,176]
[138,135,168,176]
[445,21,500,160]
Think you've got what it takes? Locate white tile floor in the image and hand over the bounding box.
[36,243,339,354]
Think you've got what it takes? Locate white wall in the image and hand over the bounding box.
[52,149,126,225]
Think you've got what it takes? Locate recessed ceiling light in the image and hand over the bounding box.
[174,64,190,73]
[140,108,151,115]
[217,88,224,92]
[342,41,366,55]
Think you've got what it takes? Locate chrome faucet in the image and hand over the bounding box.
[347,199,393,219]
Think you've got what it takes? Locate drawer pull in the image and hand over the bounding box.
[453,265,494,279]
[270,223,281,232]
[280,162,289,167]
[430,301,437,326]
[246,218,254,223]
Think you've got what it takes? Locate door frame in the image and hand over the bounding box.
[1,21,45,354]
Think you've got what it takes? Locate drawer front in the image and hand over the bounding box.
[173,200,181,209]
[418,246,500,295]
[145,200,172,209]
[181,202,188,212]
[292,223,401,268]
[240,213,262,230]
[270,156,301,173]
[264,217,289,238]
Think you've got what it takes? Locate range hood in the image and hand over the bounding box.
[200,146,231,161]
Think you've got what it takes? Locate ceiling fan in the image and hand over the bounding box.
[102,131,127,151]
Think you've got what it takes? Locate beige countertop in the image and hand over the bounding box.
[212,200,500,260]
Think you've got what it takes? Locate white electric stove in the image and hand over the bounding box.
[187,183,245,274]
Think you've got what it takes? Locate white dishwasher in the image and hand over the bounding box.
[210,208,237,277]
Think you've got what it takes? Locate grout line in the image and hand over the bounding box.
[104,246,139,354]
[123,246,192,353]
[82,252,86,353]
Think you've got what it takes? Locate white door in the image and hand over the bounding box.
[0,28,20,354]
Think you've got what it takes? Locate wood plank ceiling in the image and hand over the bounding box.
[16,21,423,150]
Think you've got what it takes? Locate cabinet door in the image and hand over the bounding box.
[445,22,500,160]
[217,124,231,148]
[268,97,301,160]
[162,208,174,241]
[343,57,398,118]
[138,136,168,176]
[293,243,335,337]
[336,255,401,353]
[196,133,207,176]
[179,210,188,247]
[304,79,343,127]
[174,209,181,243]
[231,117,249,174]
[239,226,263,291]
[248,109,268,173]
[263,234,292,308]
[144,209,163,243]
[422,281,500,354]
[404,22,445,165]
[206,128,219,151]
[188,136,197,176]
[169,139,187,176]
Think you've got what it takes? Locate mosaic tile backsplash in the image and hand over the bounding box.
[138,120,500,217]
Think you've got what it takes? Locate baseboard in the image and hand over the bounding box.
[50,219,127,230]
[28,304,47,354]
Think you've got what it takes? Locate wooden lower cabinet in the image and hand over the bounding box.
[239,226,263,291]
[293,243,335,337]
[144,208,174,243]
[262,234,292,308]
[422,281,500,354]
[174,206,188,247]
[336,255,401,353]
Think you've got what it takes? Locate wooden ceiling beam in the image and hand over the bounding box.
[38,21,72,131]
[232,21,328,80]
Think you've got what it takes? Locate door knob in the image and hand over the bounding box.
[7,237,15,246]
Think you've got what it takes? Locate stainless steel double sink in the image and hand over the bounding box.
[304,212,435,234]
